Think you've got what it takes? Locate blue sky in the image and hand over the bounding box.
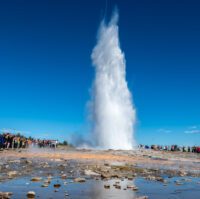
[0,0,199,145]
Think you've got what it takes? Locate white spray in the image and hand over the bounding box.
[90,10,136,150]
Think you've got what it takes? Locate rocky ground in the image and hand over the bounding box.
[0,148,200,198]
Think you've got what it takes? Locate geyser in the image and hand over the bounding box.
[90,10,136,150]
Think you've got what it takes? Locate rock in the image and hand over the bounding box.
[136,196,148,199]
[101,173,110,179]
[47,176,53,180]
[114,184,121,189]
[74,177,86,183]
[104,184,110,189]
[101,172,121,179]
[84,170,100,177]
[41,183,49,187]
[7,171,17,178]
[61,174,67,179]
[27,191,35,198]
[145,175,156,181]
[127,185,135,189]
[0,192,12,199]
[44,179,51,184]
[25,160,32,164]
[132,186,139,191]
[179,171,187,177]
[155,177,165,182]
[54,184,61,188]
[127,176,134,180]
[31,177,42,182]
[4,165,9,169]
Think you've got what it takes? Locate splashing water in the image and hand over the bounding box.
[90,10,136,150]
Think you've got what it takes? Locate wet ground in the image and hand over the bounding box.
[0,148,200,198]
[0,176,200,199]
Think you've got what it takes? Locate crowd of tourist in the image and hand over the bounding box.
[139,144,200,153]
[0,133,58,149]
[0,132,199,153]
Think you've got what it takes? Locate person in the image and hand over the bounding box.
[0,134,5,149]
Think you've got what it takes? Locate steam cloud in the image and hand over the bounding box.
[89,10,136,150]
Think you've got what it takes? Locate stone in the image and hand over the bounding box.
[61,174,67,179]
[136,196,148,199]
[127,185,135,189]
[155,177,165,182]
[114,184,121,189]
[44,179,51,184]
[0,192,12,199]
[41,183,49,187]
[27,191,35,198]
[179,171,187,177]
[84,170,100,176]
[74,177,86,183]
[127,176,134,180]
[31,177,42,182]
[132,186,139,191]
[54,184,61,188]
[25,160,32,164]
[7,171,17,178]
[104,184,110,189]
[101,173,111,179]
[145,175,156,181]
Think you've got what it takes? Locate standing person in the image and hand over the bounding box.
[20,138,23,148]
[11,135,14,149]
[6,134,11,149]
[14,136,17,148]
[55,140,58,149]
[0,134,5,149]
[17,137,20,149]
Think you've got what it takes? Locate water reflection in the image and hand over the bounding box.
[90,179,136,199]
[1,176,200,199]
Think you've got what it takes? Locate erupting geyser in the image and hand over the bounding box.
[89,10,136,150]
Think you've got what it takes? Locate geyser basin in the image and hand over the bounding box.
[89,10,136,150]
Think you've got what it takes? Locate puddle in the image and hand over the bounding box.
[0,176,200,199]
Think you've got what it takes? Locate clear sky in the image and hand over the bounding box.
[0,0,199,145]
